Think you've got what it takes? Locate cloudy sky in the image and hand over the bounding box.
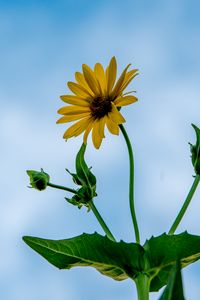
[1,0,200,299]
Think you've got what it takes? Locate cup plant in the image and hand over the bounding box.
[24,57,200,300]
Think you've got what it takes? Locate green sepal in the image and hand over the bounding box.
[75,143,96,189]
[27,169,50,191]
[23,232,145,281]
[65,169,82,186]
[190,124,200,175]
[144,232,200,291]
[159,261,185,300]
[65,195,84,209]
[65,186,97,209]
[66,143,97,208]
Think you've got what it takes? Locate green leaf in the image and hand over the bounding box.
[143,232,200,291]
[65,168,82,185]
[23,233,145,281]
[159,261,185,300]
[190,124,200,175]
[23,231,200,292]
[192,124,200,146]
[75,143,96,189]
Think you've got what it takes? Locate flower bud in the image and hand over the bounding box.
[27,169,50,191]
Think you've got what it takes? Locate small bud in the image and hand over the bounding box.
[190,124,200,175]
[27,169,50,191]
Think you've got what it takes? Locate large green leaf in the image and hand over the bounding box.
[144,232,200,291]
[23,232,200,290]
[23,233,144,281]
[159,261,185,300]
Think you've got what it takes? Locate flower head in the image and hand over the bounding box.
[57,57,138,149]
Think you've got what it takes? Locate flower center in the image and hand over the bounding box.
[90,96,112,119]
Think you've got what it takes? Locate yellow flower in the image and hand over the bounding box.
[57,57,138,149]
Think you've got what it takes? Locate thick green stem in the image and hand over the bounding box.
[120,124,140,244]
[135,275,150,300]
[89,201,116,242]
[168,175,200,235]
[47,182,77,194]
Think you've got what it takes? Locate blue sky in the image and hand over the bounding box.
[1,0,200,299]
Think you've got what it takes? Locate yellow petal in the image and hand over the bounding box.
[75,72,88,88]
[124,69,138,83]
[56,112,90,123]
[98,117,106,138]
[94,63,106,94]
[111,64,131,99]
[114,95,138,107]
[108,103,125,124]
[63,117,91,139]
[75,72,95,96]
[60,95,91,106]
[83,121,93,144]
[105,66,109,81]
[106,116,119,135]
[57,105,90,115]
[82,64,100,95]
[106,57,117,94]
[74,121,90,137]
[92,121,103,149]
[119,70,138,94]
[68,81,93,98]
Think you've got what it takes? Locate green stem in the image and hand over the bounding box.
[47,182,77,194]
[120,124,140,244]
[168,175,200,235]
[47,182,116,242]
[89,201,116,242]
[135,274,150,300]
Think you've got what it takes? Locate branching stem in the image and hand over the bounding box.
[168,175,200,235]
[47,182,76,194]
[89,201,116,242]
